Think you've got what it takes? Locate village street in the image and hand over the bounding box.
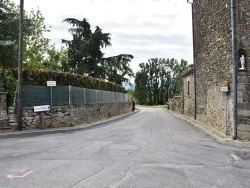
[0,107,250,188]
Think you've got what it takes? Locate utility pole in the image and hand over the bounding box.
[17,0,24,131]
[187,0,196,120]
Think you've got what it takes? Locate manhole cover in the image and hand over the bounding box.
[234,152,250,160]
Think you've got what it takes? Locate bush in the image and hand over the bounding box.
[2,71,17,106]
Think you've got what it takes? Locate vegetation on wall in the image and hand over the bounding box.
[4,68,125,91]
[2,70,17,106]
[2,69,126,106]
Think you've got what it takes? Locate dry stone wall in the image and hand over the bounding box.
[0,92,8,127]
[169,96,182,114]
[182,69,194,117]
[8,103,132,129]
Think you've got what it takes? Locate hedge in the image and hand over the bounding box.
[2,69,126,106]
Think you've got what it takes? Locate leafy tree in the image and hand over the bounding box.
[136,58,170,105]
[134,58,191,105]
[102,54,134,85]
[43,45,69,72]
[23,8,50,69]
[0,0,19,68]
[0,0,50,70]
[169,58,189,95]
[62,18,111,78]
[0,1,9,21]
[134,70,148,105]
[62,18,134,85]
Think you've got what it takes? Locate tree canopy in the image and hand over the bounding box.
[134,58,191,105]
[43,45,69,72]
[62,18,111,78]
[1,2,135,87]
[62,18,134,85]
[0,0,51,69]
[0,0,19,68]
[102,54,134,85]
[23,8,50,69]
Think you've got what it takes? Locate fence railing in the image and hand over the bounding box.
[22,85,131,107]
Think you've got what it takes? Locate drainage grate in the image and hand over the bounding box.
[234,152,250,160]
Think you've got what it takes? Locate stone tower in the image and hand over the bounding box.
[193,0,250,139]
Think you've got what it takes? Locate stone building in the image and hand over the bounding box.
[182,68,194,117]
[192,0,250,139]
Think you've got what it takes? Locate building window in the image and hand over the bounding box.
[188,81,190,95]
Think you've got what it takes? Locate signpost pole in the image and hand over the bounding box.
[224,93,228,135]
[33,105,50,129]
[41,111,44,129]
[47,80,56,128]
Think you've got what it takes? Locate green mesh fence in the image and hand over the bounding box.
[22,85,69,107]
[22,85,131,107]
[70,87,85,105]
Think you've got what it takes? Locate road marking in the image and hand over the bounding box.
[231,154,241,161]
[7,170,33,179]
[9,168,25,172]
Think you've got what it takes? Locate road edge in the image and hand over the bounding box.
[0,110,140,139]
[167,109,250,148]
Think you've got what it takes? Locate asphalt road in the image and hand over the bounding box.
[1,107,250,188]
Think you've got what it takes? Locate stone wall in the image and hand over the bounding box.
[193,0,250,139]
[0,92,8,127]
[236,0,250,139]
[182,69,194,117]
[193,0,234,135]
[8,102,132,129]
[169,96,182,114]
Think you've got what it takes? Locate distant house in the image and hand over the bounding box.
[190,0,250,139]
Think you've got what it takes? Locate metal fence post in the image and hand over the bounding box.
[84,88,86,105]
[69,85,71,105]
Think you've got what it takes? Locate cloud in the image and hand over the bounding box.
[13,0,193,73]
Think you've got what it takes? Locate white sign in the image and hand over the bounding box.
[0,40,14,46]
[220,86,228,92]
[34,105,50,112]
[47,81,56,86]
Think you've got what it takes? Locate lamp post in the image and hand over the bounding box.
[17,0,24,131]
[187,0,197,120]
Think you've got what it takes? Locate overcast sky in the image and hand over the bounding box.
[13,0,193,73]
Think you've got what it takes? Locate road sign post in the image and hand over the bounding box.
[220,81,228,135]
[34,105,50,129]
[47,81,56,128]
